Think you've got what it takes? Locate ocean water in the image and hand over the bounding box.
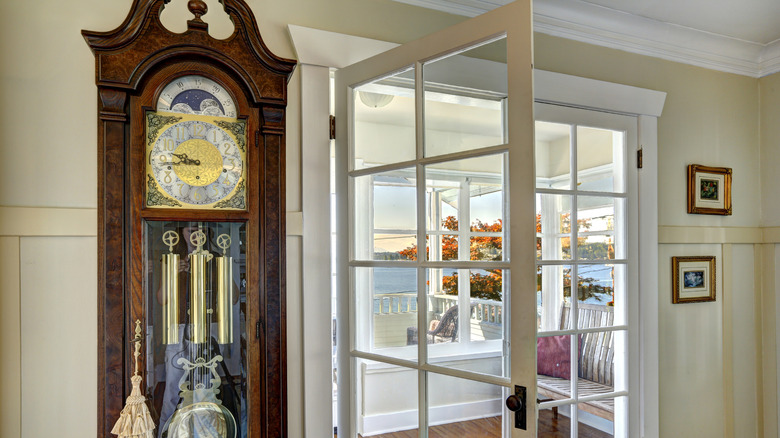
[372,266,614,304]
[373,267,417,294]
[373,268,417,313]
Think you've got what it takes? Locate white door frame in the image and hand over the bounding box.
[290,25,665,438]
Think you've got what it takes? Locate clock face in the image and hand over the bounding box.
[146,112,246,209]
[157,75,237,118]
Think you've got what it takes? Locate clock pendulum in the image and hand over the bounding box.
[215,233,233,345]
[161,230,180,345]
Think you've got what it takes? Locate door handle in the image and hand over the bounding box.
[506,394,523,411]
[505,385,527,430]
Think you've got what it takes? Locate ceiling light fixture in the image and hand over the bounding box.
[358,91,394,108]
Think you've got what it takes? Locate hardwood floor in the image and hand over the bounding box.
[340,410,611,438]
[538,409,612,438]
[354,416,501,438]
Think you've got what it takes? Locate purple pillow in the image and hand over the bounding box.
[537,335,571,380]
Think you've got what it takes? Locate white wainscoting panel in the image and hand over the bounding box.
[0,237,21,438]
[20,237,97,438]
[658,243,725,437]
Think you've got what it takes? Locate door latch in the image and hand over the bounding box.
[505,385,526,430]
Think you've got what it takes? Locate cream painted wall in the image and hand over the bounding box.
[658,244,726,437]
[0,1,777,438]
[759,72,780,227]
[535,34,761,229]
[0,237,21,438]
[730,244,759,438]
[0,0,128,208]
[20,237,97,437]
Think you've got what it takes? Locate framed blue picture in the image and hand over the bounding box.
[672,256,716,303]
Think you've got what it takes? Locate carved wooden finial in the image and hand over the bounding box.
[188,0,208,20]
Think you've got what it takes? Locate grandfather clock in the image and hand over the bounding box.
[83,1,295,436]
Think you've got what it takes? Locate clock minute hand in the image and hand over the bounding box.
[170,153,187,165]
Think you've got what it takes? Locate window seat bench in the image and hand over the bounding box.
[537,303,615,421]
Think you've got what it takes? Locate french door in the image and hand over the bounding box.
[335,1,536,437]
[534,103,639,437]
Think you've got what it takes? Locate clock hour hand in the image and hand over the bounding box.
[171,153,201,166]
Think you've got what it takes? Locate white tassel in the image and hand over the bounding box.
[112,321,156,437]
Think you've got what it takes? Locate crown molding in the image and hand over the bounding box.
[391,0,493,16]
[392,0,780,78]
[759,40,780,77]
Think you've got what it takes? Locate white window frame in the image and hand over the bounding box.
[290,26,665,438]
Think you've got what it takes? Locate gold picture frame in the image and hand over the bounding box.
[687,164,732,215]
[672,256,716,304]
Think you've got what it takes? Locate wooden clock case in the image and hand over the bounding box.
[82,0,296,436]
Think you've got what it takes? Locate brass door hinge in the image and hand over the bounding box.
[637,148,643,169]
[329,115,336,140]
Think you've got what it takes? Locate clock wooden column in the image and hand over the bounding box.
[83,1,295,436]
[97,87,130,432]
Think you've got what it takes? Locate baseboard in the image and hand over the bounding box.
[360,398,502,436]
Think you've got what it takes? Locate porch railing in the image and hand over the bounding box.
[374,293,417,314]
[373,293,502,325]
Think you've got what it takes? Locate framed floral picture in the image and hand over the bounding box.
[687,164,732,215]
[672,256,716,304]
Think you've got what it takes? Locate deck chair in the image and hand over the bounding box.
[406,305,460,345]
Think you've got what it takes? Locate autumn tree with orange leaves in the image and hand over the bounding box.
[399,215,503,301]
[402,213,614,303]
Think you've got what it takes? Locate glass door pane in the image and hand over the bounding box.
[354,69,416,170]
[423,38,507,158]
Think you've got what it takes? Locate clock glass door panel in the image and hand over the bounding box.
[144,220,247,438]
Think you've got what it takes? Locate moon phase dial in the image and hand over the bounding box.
[157,75,237,118]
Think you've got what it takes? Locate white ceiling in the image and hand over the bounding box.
[392,0,780,77]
